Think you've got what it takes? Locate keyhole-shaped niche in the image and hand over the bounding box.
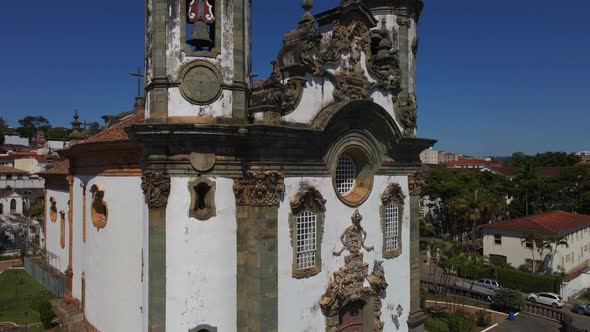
[90,184,108,231]
[49,197,58,222]
[188,178,216,221]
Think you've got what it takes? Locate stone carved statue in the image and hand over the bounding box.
[333,209,374,256]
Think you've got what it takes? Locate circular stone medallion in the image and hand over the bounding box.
[179,61,223,105]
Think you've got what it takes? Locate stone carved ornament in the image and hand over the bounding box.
[233,171,285,207]
[249,61,303,118]
[333,209,374,256]
[381,182,406,206]
[141,170,171,208]
[289,182,327,215]
[321,209,388,331]
[398,93,417,137]
[408,170,425,196]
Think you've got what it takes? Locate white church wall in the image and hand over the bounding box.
[168,88,234,118]
[82,176,144,332]
[45,188,69,272]
[166,177,237,332]
[278,176,411,332]
[283,74,336,124]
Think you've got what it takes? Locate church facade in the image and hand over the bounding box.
[39,0,433,331]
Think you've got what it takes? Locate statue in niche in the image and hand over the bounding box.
[90,184,108,231]
[333,209,374,256]
[187,0,216,50]
[189,178,216,221]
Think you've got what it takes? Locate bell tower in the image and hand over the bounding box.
[145,0,251,122]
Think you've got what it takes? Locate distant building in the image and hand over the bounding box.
[577,151,590,162]
[0,190,23,215]
[0,165,44,190]
[3,134,29,147]
[420,148,439,164]
[439,151,463,163]
[481,211,590,275]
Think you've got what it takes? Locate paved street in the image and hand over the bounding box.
[491,313,561,331]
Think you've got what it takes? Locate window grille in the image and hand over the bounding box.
[296,210,317,269]
[384,203,399,251]
[335,154,356,195]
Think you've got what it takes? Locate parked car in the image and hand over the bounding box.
[527,292,564,308]
[573,303,590,315]
[474,279,501,290]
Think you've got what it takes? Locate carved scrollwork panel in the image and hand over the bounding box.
[233,171,285,207]
[408,171,425,196]
[141,170,171,209]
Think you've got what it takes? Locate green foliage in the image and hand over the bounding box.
[445,311,475,332]
[583,288,590,300]
[0,270,55,325]
[37,300,55,328]
[475,309,491,327]
[509,152,581,168]
[25,200,44,218]
[455,265,561,293]
[493,288,524,312]
[45,127,70,140]
[17,116,50,138]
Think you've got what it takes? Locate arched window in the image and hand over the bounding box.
[381,183,405,259]
[296,210,317,269]
[10,199,16,214]
[383,203,400,252]
[289,183,326,278]
[335,154,356,195]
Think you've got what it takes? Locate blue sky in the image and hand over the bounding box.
[0,0,588,156]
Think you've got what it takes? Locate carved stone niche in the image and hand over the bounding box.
[89,184,108,231]
[188,177,216,221]
[380,182,405,259]
[189,324,217,332]
[49,197,58,222]
[288,183,327,279]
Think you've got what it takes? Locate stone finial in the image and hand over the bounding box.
[300,0,314,23]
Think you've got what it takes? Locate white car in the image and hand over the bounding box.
[473,279,501,290]
[527,292,564,308]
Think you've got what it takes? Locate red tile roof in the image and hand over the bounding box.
[480,211,590,236]
[447,159,503,168]
[535,167,563,178]
[0,165,28,174]
[81,112,144,144]
[39,159,69,175]
[577,162,590,167]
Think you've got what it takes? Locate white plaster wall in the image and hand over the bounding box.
[284,74,335,124]
[168,88,233,118]
[561,271,590,300]
[3,135,29,146]
[483,228,590,274]
[166,177,237,331]
[0,195,23,215]
[81,176,144,332]
[278,176,411,332]
[0,175,45,189]
[45,188,69,272]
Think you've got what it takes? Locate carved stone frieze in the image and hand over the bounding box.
[141,170,171,208]
[289,182,327,215]
[233,171,285,207]
[397,16,411,27]
[398,93,417,137]
[368,21,401,92]
[382,182,406,206]
[320,255,388,331]
[249,61,304,118]
[408,170,425,196]
[333,75,371,102]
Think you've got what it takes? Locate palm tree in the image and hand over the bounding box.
[520,232,544,273]
[452,189,488,253]
[538,236,569,274]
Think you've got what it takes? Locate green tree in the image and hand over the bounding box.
[0,117,8,144]
[520,232,544,273]
[46,127,70,140]
[494,288,524,312]
[538,236,569,274]
[17,116,50,138]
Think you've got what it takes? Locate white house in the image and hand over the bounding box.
[481,211,590,275]
[0,191,23,215]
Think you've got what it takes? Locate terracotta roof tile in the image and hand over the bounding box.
[40,159,69,175]
[0,165,28,174]
[480,211,590,236]
[81,112,144,144]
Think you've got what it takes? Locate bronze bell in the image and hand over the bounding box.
[187,21,213,49]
